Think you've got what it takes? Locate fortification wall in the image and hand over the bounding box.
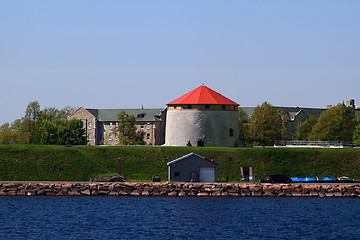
[1,182,360,197]
[165,110,239,147]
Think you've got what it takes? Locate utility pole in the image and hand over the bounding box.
[118,157,121,176]
[226,153,231,183]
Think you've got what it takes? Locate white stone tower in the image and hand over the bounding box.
[164,85,240,147]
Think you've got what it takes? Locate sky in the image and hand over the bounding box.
[1,1,360,125]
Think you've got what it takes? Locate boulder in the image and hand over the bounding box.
[221,192,229,197]
[211,191,221,197]
[178,191,187,196]
[81,190,91,196]
[291,192,302,197]
[151,191,161,196]
[141,191,150,196]
[167,191,177,196]
[325,192,334,197]
[108,191,119,196]
[197,192,209,196]
[252,191,263,197]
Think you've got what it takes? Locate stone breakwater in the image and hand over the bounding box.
[1,182,360,197]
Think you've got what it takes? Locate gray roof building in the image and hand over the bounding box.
[167,152,218,183]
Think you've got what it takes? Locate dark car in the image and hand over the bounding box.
[262,174,291,183]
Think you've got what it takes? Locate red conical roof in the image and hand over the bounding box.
[168,85,239,106]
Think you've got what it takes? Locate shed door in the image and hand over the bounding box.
[200,167,215,182]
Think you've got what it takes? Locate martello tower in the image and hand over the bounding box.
[164,85,240,147]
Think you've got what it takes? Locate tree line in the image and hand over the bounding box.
[0,101,87,145]
[240,102,360,146]
[2,101,360,146]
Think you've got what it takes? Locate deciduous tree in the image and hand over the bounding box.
[353,124,360,146]
[115,111,145,145]
[294,115,318,140]
[238,107,250,146]
[309,104,358,141]
[249,102,283,146]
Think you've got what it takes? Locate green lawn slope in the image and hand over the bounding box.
[1,145,360,182]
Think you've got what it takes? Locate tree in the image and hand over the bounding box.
[294,115,318,140]
[249,102,283,146]
[309,104,358,142]
[238,107,250,146]
[353,124,360,146]
[115,111,145,145]
[39,119,87,145]
[23,101,41,143]
[39,120,59,145]
[56,119,87,145]
[58,106,78,119]
[38,107,60,122]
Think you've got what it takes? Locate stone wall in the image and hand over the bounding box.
[1,183,360,197]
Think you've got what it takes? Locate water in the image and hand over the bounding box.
[0,196,359,240]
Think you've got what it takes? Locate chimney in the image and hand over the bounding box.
[345,99,355,109]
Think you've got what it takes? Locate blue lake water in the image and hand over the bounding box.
[0,196,359,240]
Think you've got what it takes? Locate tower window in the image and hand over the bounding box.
[229,128,234,137]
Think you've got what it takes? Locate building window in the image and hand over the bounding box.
[229,128,234,137]
[88,133,91,140]
[88,122,91,129]
[109,122,113,129]
[222,105,225,110]
[187,105,192,109]
[109,133,112,141]
[146,133,150,140]
[115,133,118,140]
[147,123,150,129]
[175,172,180,177]
[141,124,144,129]
[205,105,209,109]
[116,122,118,128]
[234,106,236,110]
[174,105,177,109]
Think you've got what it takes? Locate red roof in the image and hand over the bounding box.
[168,85,239,106]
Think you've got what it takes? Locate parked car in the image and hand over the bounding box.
[261,174,291,183]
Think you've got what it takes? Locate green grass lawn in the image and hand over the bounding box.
[1,145,360,181]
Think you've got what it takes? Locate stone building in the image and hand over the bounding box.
[164,85,240,147]
[69,107,165,145]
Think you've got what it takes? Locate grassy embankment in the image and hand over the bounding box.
[1,145,360,182]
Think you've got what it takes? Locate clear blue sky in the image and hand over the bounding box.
[1,1,359,125]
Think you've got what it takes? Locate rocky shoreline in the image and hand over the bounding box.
[1,182,360,197]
